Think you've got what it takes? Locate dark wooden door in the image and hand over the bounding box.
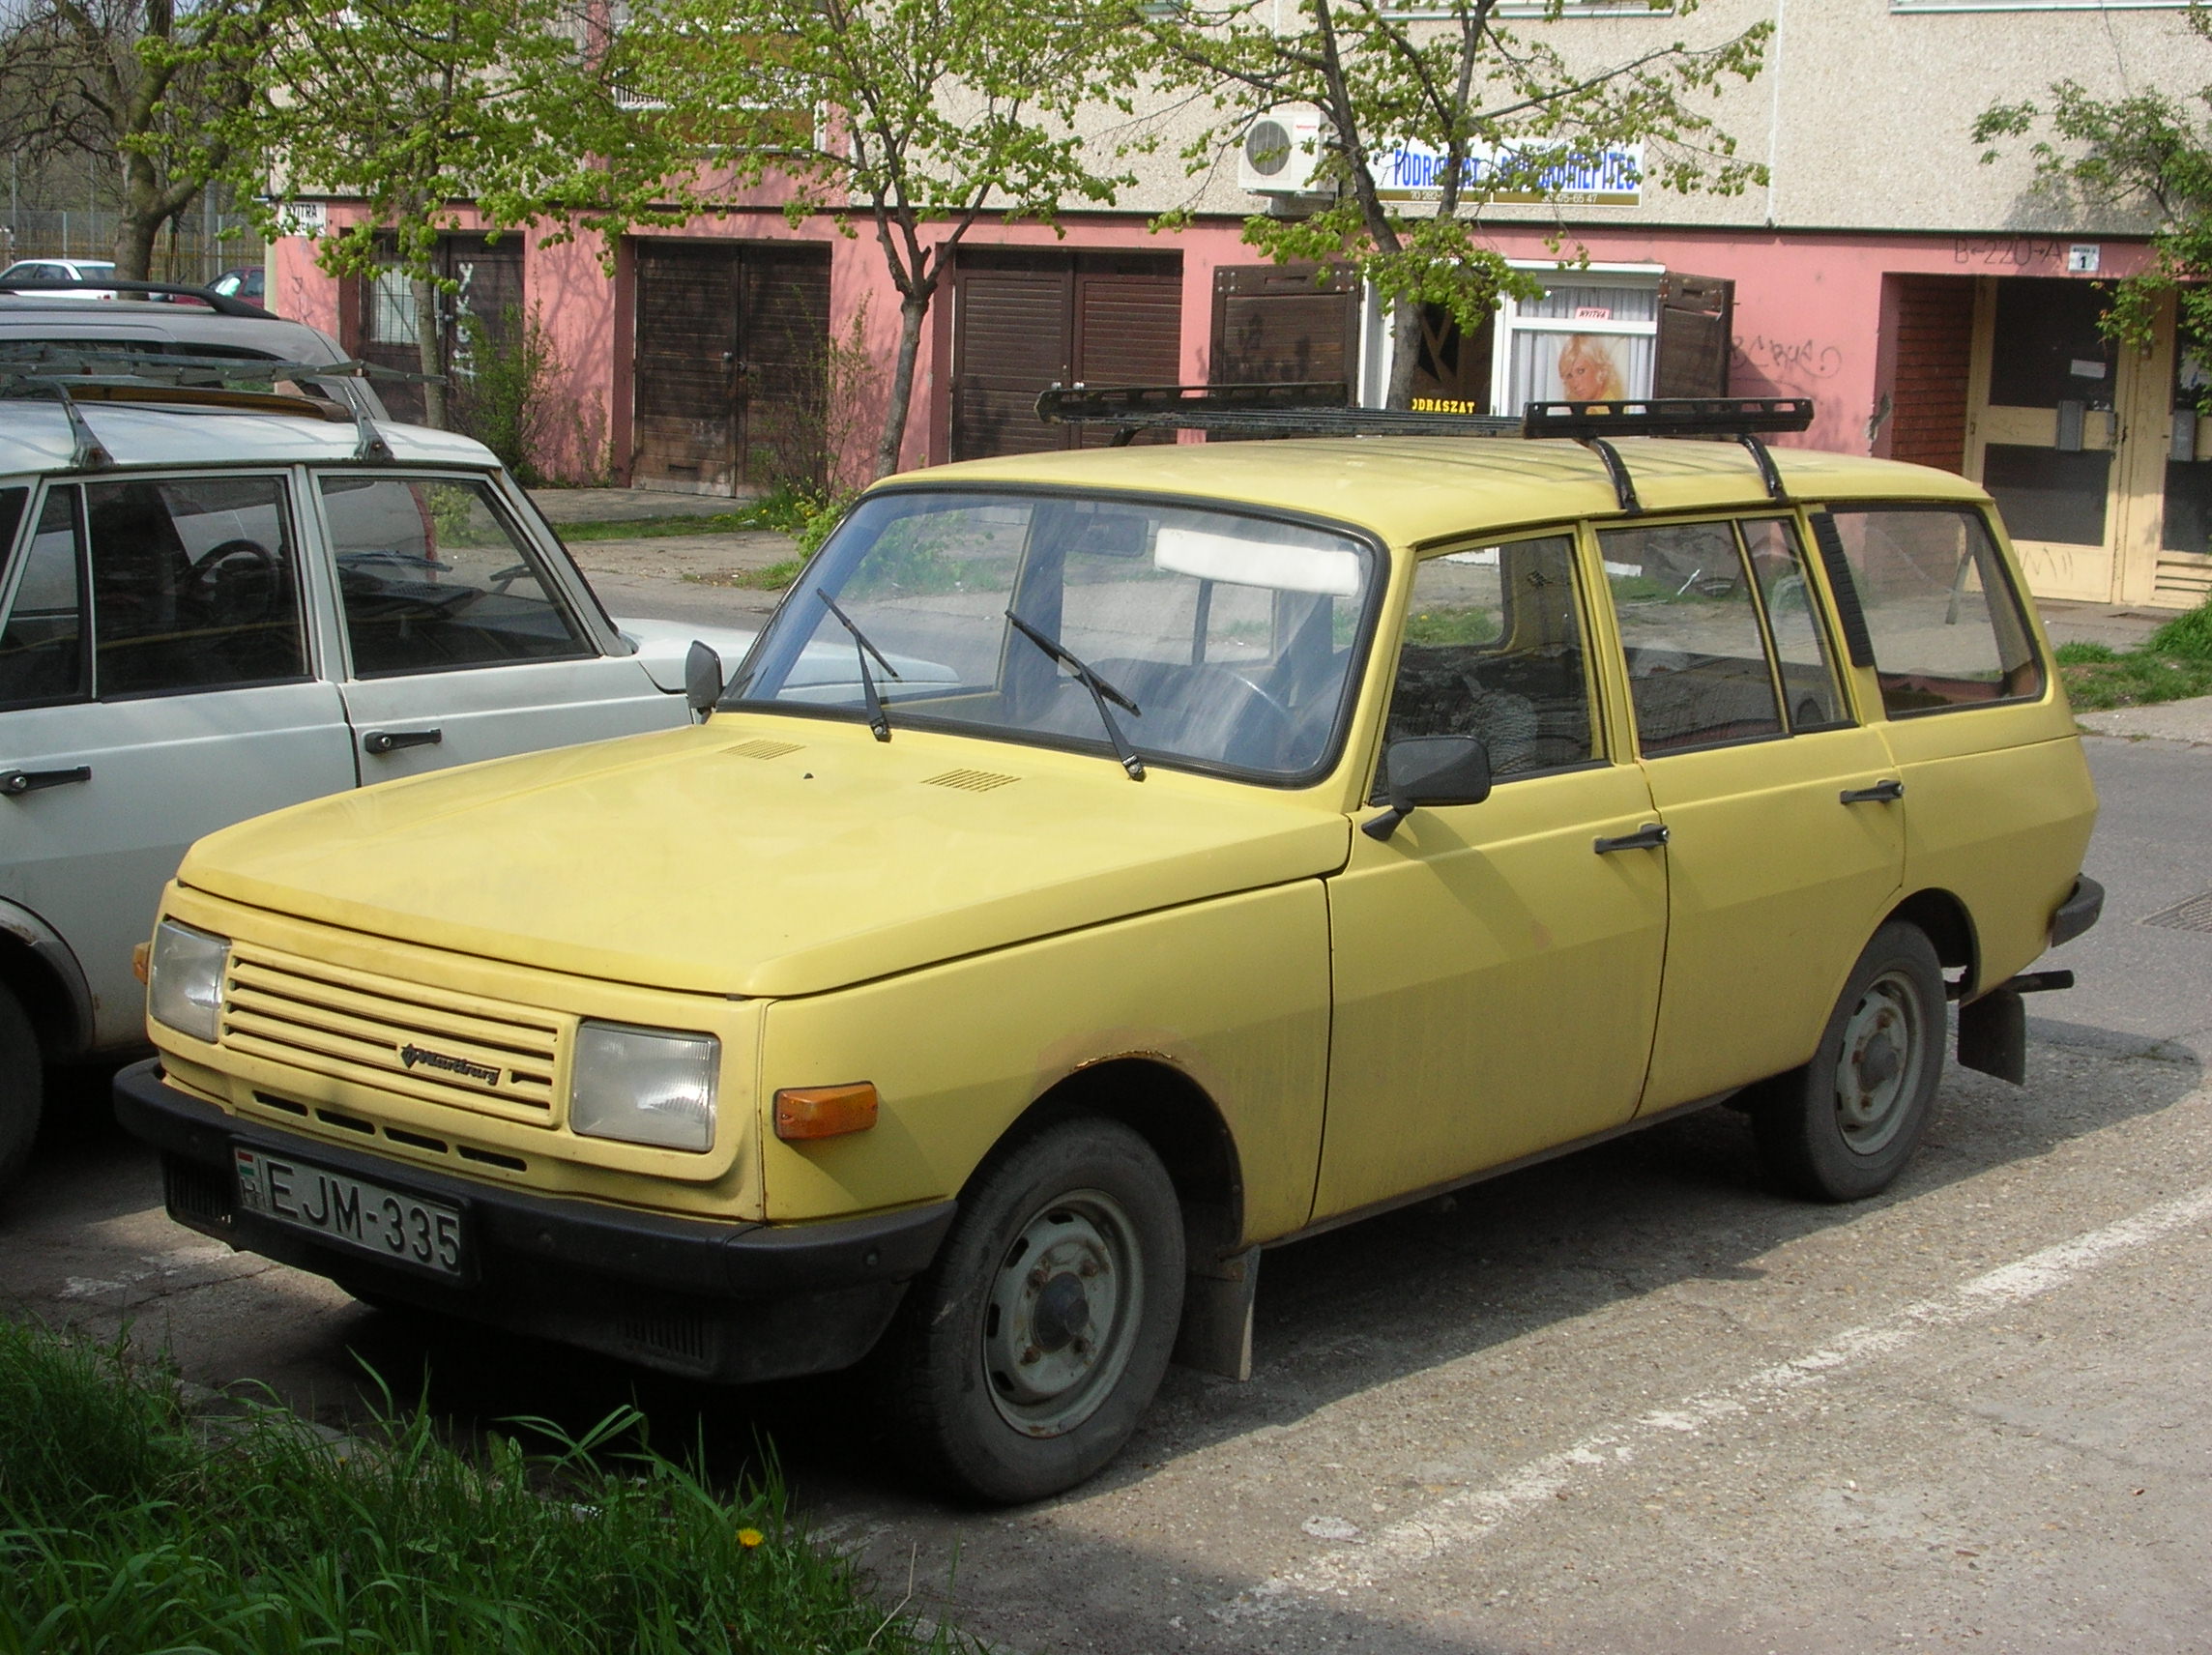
[352,235,527,425]
[1652,273,1734,398]
[633,242,832,493]
[1209,263,1359,390]
[949,249,1181,461]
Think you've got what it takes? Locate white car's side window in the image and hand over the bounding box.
[85,476,308,699]
[0,486,88,710]
[318,475,592,678]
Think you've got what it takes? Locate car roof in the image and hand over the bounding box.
[906,437,1994,546]
[0,301,347,362]
[0,398,496,476]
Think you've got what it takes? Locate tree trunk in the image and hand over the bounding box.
[111,152,169,285]
[414,276,448,429]
[873,289,931,479]
[1385,298,1422,411]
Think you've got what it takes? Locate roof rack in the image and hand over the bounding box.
[1034,385,1815,513]
[0,347,435,464]
[0,276,269,318]
[6,377,114,469]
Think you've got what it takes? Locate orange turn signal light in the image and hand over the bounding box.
[773,1082,879,1142]
[131,942,151,985]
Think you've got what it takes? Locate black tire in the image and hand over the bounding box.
[0,983,44,1193]
[1752,921,1944,1203]
[875,1116,1185,1504]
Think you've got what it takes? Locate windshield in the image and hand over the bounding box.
[731,490,1379,782]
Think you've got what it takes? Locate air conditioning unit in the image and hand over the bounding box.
[1237,105,1327,194]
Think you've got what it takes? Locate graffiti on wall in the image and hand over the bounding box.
[1732,332,1855,450]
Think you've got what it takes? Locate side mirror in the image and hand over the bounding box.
[684,640,723,720]
[1361,736,1492,841]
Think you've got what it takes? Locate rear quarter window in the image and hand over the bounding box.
[1816,505,2044,716]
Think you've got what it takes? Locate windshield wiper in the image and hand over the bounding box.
[817,589,902,741]
[1004,610,1146,781]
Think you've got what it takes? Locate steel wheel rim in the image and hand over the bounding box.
[982,1188,1143,1438]
[1831,967,1927,1156]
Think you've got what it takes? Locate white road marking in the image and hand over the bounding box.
[55,1243,254,1299]
[1216,1180,2212,1619]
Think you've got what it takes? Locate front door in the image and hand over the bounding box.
[1317,532,1668,1222]
[1597,516,1906,1110]
[0,477,356,1052]
[313,472,675,779]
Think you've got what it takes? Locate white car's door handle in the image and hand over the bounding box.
[363,728,443,755]
[0,766,91,797]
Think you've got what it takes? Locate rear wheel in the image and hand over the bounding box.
[876,1116,1184,1504]
[0,984,44,1193]
[1752,921,1944,1203]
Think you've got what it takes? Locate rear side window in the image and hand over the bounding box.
[1600,520,1785,754]
[1819,507,2044,715]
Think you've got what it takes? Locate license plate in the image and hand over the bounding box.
[234,1147,464,1278]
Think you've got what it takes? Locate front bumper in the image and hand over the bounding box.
[115,1060,955,1384]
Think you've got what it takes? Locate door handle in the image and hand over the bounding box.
[0,765,91,797]
[1594,823,1670,855]
[363,728,443,755]
[1840,779,1905,805]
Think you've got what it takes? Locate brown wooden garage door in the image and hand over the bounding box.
[949,249,1182,461]
[632,241,831,494]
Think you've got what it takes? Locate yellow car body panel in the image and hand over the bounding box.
[174,716,1351,999]
[758,881,1332,1235]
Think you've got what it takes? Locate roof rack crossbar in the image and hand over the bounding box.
[0,345,439,386]
[0,276,269,318]
[1521,397,1815,439]
[8,377,113,469]
[1738,431,1789,502]
[1580,436,1639,513]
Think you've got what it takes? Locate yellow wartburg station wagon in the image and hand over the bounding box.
[119,395,2103,1502]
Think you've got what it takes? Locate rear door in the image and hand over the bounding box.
[1596,515,1906,1110]
[313,472,679,780]
[0,475,355,1051]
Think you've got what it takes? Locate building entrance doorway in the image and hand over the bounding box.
[1964,276,2200,607]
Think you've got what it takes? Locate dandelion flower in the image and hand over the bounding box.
[738,1527,765,1548]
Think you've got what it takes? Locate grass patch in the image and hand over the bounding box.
[684,557,809,592]
[1403,605,1502,646]
[552,485,853,558]
[2056,597,2212,711]
[0,1317,965,1655]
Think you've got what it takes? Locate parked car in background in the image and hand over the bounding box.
[0,373,770,1190]
[116,396,2101,1503]
[0,259,118,299]
[207,268,265,305]
[0,280,387,418]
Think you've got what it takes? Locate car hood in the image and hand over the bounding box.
[177,716,1352,998]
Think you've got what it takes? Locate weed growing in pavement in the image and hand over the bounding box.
[0,1317,971,1655]
[684,557,809,591]
[2056,598,2212,710]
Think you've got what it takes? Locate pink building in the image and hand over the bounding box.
[273,1,2212,610]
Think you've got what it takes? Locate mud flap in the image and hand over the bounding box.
[1174,1248,1260,1380]
[1958,987,2026,1086]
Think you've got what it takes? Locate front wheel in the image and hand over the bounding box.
[875,1116,1185,1503]
[1751,921,1944,1203]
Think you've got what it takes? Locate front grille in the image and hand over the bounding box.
[219,949,564,1122]
[164,1159,235,1230]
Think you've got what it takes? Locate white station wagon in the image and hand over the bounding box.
[0,374,763,1186]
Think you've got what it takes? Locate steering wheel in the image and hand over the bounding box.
[1190,664,1297,764]
[187,538,282,626]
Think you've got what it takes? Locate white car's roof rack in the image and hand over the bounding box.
[0,276,270,318]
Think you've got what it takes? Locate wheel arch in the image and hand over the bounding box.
[1885,887,1980,998]
[992,1057,1247,1269]
[0,902,94,1061]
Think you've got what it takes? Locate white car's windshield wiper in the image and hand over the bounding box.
[817,589,902,741]
[1004,610,1145,781]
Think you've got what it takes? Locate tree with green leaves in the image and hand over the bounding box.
[1137,0,1769,409]
[0,0,274,280]
[626,0,1144,478]
[224,0,686,426]
[1973,5,2212,358]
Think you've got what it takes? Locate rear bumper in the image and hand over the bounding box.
[2051,875,2105,949]
[114,1060,954,1384]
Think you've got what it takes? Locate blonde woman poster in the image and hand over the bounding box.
[1556,334,1625,402]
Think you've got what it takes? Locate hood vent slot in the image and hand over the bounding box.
[724,740,803,761]
[923,768,1020,793]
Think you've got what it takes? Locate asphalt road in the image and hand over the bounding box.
[3,734,2207,1654]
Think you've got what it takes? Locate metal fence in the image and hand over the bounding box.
[0,208,266,284]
